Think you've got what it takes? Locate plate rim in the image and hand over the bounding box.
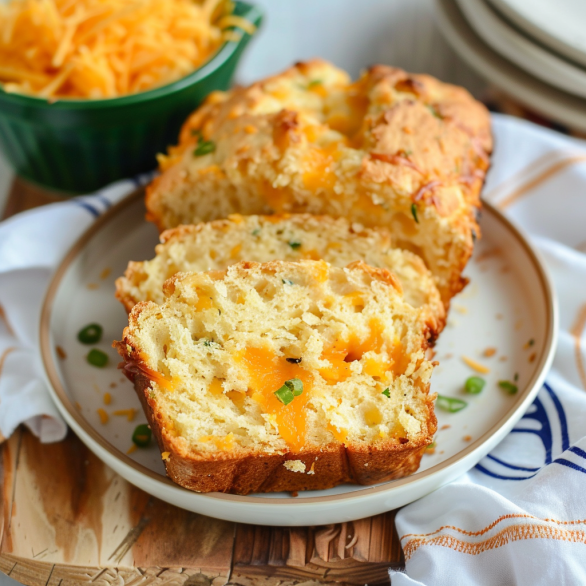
[435,0,586,131]
[455,0,586,98]
[488,0,586,69]
[39,187,558,508]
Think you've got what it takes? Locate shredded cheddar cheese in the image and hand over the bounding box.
[113,408,137,421]
[97,408,109,424]
[461,356,490,374]
[0,0,255,98]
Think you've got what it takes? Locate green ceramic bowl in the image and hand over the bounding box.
[0,2,262,194]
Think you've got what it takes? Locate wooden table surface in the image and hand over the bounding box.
[0,178,404,586]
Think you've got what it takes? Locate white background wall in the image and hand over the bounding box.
[237,0,484,91]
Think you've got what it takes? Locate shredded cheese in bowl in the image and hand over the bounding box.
[0,0,256,99]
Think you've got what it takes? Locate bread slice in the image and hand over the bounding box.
[115,213,445,335]
[145,59,492,306]
[114,260,437,494]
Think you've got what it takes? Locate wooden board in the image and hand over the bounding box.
[0,180,404,586]
[0,428,403,586]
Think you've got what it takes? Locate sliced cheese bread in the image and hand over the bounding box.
[115,260,437,494]
[145,59,492,306]
[116,213,445,335]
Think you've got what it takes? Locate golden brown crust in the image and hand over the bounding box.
[145,59,492,306]
[128,371,435,494]
[116,317,436,495]
[115,261,146,312]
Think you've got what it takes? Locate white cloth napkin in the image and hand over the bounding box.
[1,115,586,582]
[390,115,586,584]
[0,173,153,442]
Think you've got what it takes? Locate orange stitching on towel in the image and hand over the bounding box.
[496,155,586,209]
[484,151,570,201]
[401,514,586,540]
[571,304,586,392]
[403,523,586,560]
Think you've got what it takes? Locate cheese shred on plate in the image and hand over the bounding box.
[0,0,254,99]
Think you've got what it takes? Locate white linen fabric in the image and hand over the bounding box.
[0,173,153,442]
[391,114,586,584]
[0,115,585,583]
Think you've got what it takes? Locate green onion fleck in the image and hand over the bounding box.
[514,372,519,382]
[288,240,302,249]
[194,140,216,156]
[427,105,442,119]
[464,376,485,394]
[87,349,108,368]
[288,378,303,396]
[274,378,304,405]
[499,380,518,395]
[411,203,419,223]
[528,339,535,346]
[132,424,152,447]
[307,79,323,88]
[437,394,467,413]
[282,278,294,285]
[382,388,391,398]
[252,228,261,236]
[274,386,294,405]
[78,323,103,344]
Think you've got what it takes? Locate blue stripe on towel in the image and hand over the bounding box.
[474,465,538,481]
[94,193,112,209]
[73,200,100,218]
[553,458,586,475]
[569,446,586,461]
[485,454,540,472]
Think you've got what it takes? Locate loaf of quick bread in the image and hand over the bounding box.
[115,260,437,494]
[145,59,492,305]
[115,213,445,334]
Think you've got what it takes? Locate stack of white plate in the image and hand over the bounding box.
[436,0,586,132]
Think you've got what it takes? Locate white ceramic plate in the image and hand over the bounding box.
[456,0,586,98]
[40,189,556,526]
[489,0,586,69]
[435,0,586,132]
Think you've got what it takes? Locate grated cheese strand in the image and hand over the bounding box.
[461,355,490,374]
[0,0,255,99]
[113,408,137,422]
[217,14,256,34]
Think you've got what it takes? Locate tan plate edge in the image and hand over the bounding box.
[39,189,558,506]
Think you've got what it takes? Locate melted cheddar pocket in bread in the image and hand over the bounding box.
[115,260,437,494]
